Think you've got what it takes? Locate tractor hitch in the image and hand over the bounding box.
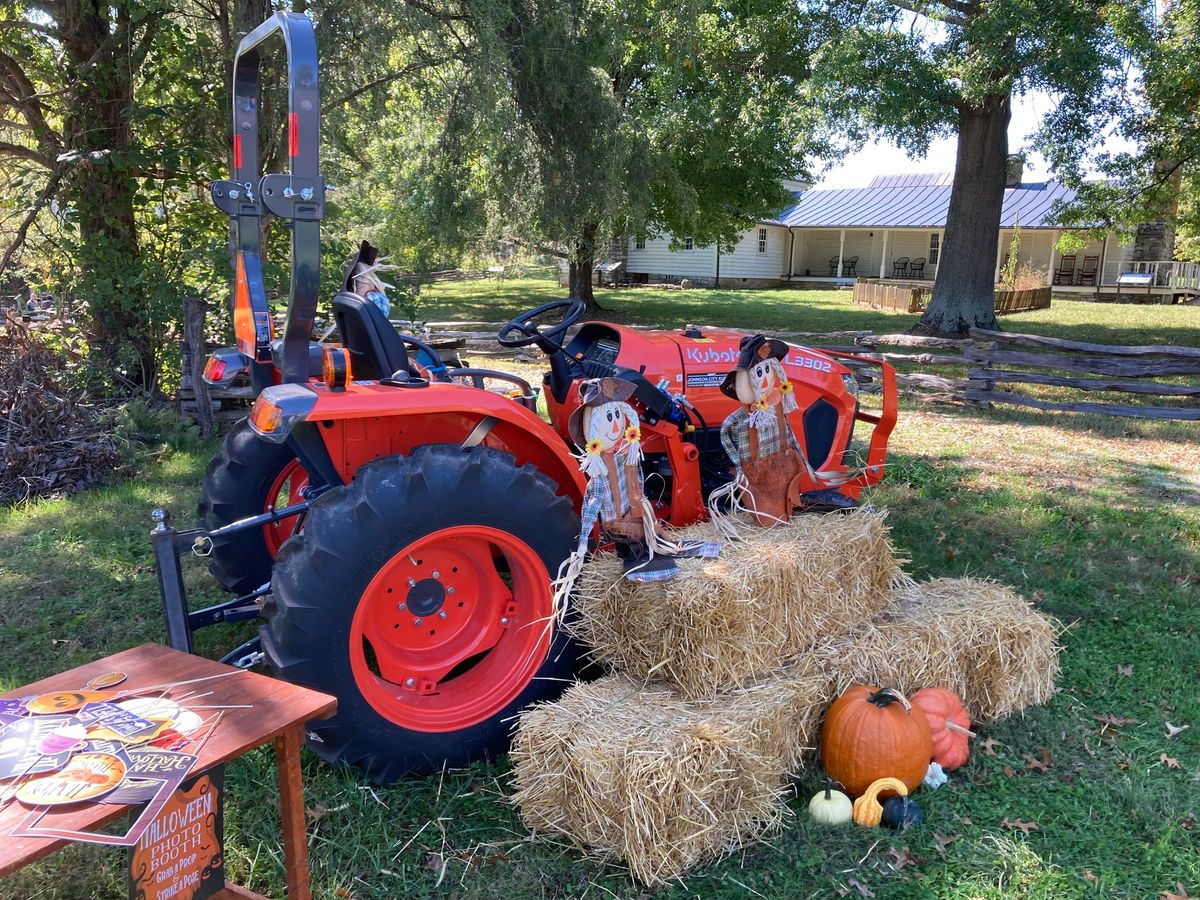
[150,501,307,669]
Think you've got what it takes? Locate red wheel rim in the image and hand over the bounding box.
[349,526,554,732]
[263,459,307,557]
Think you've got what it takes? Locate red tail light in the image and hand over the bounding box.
[203,355,228,384]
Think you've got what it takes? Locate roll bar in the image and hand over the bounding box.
[210,11,324,385]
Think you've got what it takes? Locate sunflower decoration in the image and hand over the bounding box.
[779,379,794,396]
[586,437,605,455]
[754,396,770,412]
[624,424,641,444]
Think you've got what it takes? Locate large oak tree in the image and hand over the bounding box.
[807,0,1132,334]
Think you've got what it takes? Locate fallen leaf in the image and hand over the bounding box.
[334,890,353,900]
[944,548,957,561]
[1161,753,1181,769]
[979,736,1000,756]
[1023,752,1051,773]
[1178,813,1196,831]
[305,803,329,824]
[958,816,973,826]
[1160,882,1193,900]
[1001,817,1039,835]
[1003,765,1017,778]
[933,832,961,854]
[888,847,914,871]
[1094,713,1136,734]
[1116,664,1133,677]
[1082,869,1099,885]
[1166,722,1189,740]
[846,877,875,898]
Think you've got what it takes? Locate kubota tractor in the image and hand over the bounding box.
[172,11,896,784]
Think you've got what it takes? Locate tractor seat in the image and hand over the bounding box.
[331,292,421,381]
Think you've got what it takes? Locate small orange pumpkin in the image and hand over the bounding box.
[820,686,933,797]
[909,687,975,772]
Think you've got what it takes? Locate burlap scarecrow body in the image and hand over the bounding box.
[550,378,719,610]
[713,334,856,528]
[716,336,809,526]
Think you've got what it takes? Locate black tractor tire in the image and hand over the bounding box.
[198,420,300,594]
[261,444,583,783]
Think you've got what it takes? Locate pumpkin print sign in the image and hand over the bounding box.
[128,769,225,900]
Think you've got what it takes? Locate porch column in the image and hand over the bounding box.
[879,230,890,279]
[1096,230,1110,297]
[1045,230,1059,287]
[993,232,1006,283]
[837,229,846,278]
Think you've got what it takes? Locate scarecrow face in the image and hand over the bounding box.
[586,401,628,451]
[750,358,777,397]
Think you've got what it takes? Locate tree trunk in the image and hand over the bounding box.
[567,223,599,310]
[61,0,153,387]
[920,95,1011,335]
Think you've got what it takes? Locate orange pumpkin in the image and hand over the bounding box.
[910,687,975,772]
[820,686,932,797]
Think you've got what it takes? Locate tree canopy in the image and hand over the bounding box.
[804,0,1139,333]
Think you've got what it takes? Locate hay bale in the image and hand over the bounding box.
[569,509,904,699]
[510,669,830,886]
[818,578,1061,720]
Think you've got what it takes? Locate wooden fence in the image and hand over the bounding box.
[823,329,1200,421]
[852,279,929,313]
[852,280,1052,315]
[993,287,1052,313]
[964,328,1200,420]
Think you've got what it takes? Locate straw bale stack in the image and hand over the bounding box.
[569,509,903,699]
[816,578,1061,720]
[511,668,833,885]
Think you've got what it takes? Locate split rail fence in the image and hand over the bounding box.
[818,329,1200,421]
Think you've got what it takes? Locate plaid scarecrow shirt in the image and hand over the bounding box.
[720,403,800,468]
[579,447,639,540]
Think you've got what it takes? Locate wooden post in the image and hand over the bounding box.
[879,230,890,279]
[994,231,1006,284]
[837,229,846,279]
[182,296,214,437]
[275,726,313,900]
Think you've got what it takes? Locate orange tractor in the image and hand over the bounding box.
[155,11,897,784]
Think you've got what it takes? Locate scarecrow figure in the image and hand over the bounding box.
[341,240,397,317]
[715,334,851,527]
[551,378,718,608]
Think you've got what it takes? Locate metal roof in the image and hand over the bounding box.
[769,178,1080,230]
[868,173,955,188]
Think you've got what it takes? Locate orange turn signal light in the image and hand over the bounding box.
[322,347,352,392]
[249,396,283,434]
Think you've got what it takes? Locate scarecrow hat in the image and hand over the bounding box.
[719,334,790,399]
[567,377,637,449]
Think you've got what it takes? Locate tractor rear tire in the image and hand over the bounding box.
[198,421,305,594]
[261,445,582,783]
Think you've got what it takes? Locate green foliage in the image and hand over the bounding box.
[1000,214,1021,287]
[1045,1,1199,254]
[347,0,831,278]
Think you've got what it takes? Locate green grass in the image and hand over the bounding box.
[421,274,1200,346]
[2,286,1198,898]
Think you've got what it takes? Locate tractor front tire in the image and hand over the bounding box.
[261,445,582,783]
[198,421,305,594]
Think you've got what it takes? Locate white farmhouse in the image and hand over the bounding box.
[617,172,1198,301]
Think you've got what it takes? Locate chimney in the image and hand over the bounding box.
[1005,153,1026,188]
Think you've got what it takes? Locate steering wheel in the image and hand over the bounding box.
[497,298,587,350]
